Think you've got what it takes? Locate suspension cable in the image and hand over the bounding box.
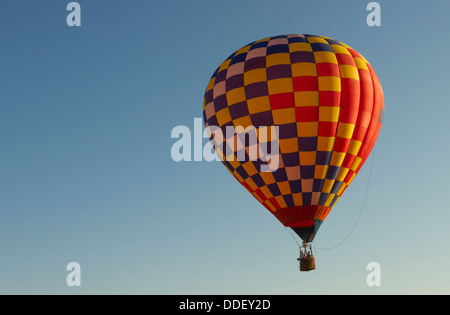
[313,146,376,250]
[285,145,376,251]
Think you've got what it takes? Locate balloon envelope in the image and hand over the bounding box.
[203,34,384,243]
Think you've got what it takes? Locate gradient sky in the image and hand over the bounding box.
[1,0,450,294]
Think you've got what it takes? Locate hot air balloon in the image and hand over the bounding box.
[202,34,384,271]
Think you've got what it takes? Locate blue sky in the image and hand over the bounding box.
[1,0,450,294]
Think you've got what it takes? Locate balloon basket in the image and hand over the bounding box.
[298,242,316,272]
[299,255,316,272]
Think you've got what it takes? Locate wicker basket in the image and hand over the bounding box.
[300,255,316,272]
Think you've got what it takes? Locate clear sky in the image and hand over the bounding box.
[1,0,450,294]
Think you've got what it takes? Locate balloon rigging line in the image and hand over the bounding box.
[313,145,376,250]
[286,226,301,248]
[286,145,376,251]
